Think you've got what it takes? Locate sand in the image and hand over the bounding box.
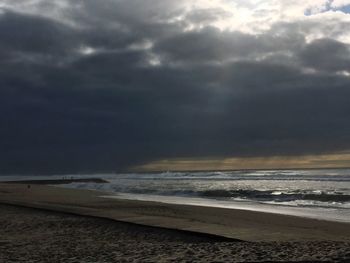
[1,204,349,263]
[1,182,350,262]
[2,178,109,185]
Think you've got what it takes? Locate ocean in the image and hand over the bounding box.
[2,169,350,222]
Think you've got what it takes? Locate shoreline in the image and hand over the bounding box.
[1,182,350,242]
[100,192,350,223]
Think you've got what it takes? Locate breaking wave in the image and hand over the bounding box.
[198,189,350,203]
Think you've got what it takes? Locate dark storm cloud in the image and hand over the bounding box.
[299,38,350,72]
[1,1,350,174]
[154,26,305,64]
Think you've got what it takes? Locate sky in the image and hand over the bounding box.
[1,0,350,174]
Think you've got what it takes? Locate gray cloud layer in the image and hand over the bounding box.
[1,1,350,174]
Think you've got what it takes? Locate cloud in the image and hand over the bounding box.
[1,1,350,174]
[332,0,350,6]
[299,38,350,72]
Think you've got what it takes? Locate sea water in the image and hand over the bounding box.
[2,169,350,222]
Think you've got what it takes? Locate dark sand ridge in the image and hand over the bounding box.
[0,182,349,242]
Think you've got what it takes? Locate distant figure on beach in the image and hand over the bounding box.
[27,185,31,189]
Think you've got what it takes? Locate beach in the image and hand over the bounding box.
[1,182,350,262]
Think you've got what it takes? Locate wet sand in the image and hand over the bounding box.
[0,182,350,262]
